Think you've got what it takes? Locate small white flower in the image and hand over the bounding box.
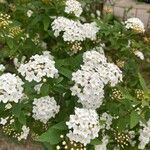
[100,113,113,130]
[18,125,30,141]
[95,136,109,150]
[0,64,5,72]
[134,51,144,60]
[5,103,12,110]
[138,119,150,149]
[0,117,9,125]
[27,10,33,18]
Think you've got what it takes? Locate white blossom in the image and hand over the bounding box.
[34,83,43,94]
[52,17,99,42]
[0,117,9,125]
[32,96,60,124]
[125,18,145,33]
[18,125,30,141]
[66,108,100,145]
[0,73,24,103]
[100,113,113,130]
[138,119,150,149]
[18,51,58,82]
[0,64,5,72]
[27,10,33,18]
[134,51,144,60]
[65,0,83,17]
[95,136,109,150]
[5,103,12,110]
[71,49,122,109]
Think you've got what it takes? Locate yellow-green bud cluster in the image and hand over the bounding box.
[68,42,82,54]
[114,131,130,148]
[56,135,86,150]
[111,88,123,100]
[0,13,12,29]
[135,89,144,100]
[2,124,15,136]
[116,60,125,68]
[9,26,23,37]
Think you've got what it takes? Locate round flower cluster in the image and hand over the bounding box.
[0,73,24,103]
[138,119,150,149]
[99,113,113,130]
[18,51,58,82]
[32,96,60,124]
[65,0,83,17]
[66,108,100,145]
[71,49,122,109]
[17,125,30,141]
[125,18,145,33]
[51,17,99,42]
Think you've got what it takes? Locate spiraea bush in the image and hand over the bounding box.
[0,0,150,149]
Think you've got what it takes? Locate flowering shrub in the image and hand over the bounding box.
[0,0,150,149]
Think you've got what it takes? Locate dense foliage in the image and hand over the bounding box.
[0,0,150,150]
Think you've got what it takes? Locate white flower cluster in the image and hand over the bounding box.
[18,51,58,82]
[95,136,109,150]
[66,108,100,145]
[71,49,122,109]
[52,17,99,42]
[0,73,24,103]
[138,119,150,149]
[100,112,113,130]
[65,0,83,17]
[32,96,60,124]
[18,125,30,141]
[125,18,145,33]
[0,64,5,72]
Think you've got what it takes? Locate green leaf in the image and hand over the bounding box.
[6,38,14,49]
[41,83,50,96]
[43,15,50,31]
[130,111,140,129]
[58,67,72,79]
[138,73,148,92]
[12,103,22,118]
[90,138,102,145]
[38,128,63,145]
[18,112,26,125]
[52,121,68,130]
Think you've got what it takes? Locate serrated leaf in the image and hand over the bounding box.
[52,121,68,130]
[38,128,63,145]
[130,111,140,129]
